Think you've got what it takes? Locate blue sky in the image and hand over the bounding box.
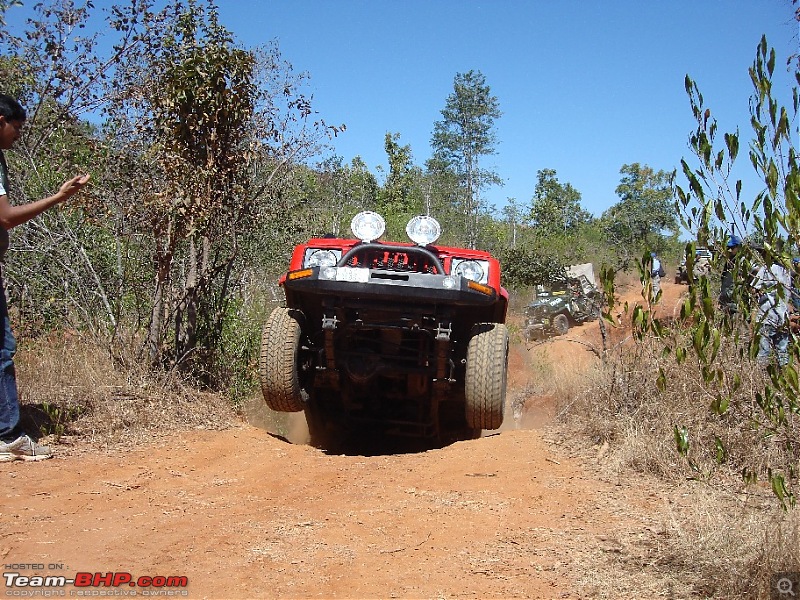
[8,1,799,218]
[214,0,798,218]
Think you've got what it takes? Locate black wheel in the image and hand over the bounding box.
[465,323,509,430]
[553,314,570,336]
[258,307,307,412]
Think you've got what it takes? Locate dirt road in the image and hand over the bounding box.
[1,281,686,599]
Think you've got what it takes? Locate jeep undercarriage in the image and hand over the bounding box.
[258,213,509,449]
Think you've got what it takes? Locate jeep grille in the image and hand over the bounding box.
[339,243,444,275]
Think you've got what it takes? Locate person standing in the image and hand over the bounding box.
[751,257,793,367]
[0,94,91,461]
[649,251,665,301]
[719,235,742,314]
[791,257,800,311]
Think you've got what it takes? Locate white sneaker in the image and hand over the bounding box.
[0,435,52,461]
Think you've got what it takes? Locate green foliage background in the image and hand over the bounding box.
[0,1,711,404]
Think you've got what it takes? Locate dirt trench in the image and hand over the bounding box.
[1,281,687,599]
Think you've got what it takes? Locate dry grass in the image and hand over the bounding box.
[545,321,800,598]
[655,487,800,598]
[568,480,800,599]
[15,318,800,598]
[567,333,799,486]
[14,331,238,450]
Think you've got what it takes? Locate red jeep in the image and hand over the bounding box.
[259,211,509,446]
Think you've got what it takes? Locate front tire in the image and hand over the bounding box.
[465,323,509,430]
[553,314,570,336]
[259,307,307,412]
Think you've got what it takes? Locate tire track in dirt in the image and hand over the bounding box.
[0,281,688,599]
[1,424,665,599]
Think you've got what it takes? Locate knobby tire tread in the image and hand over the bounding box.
[259,307,305,412]
[553,314,569,336]
[465,323,509,430]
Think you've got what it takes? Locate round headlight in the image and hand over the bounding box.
[350,211,385,243]
[406,215,441,246]
[306,249,338,268]
[454,260,484,283]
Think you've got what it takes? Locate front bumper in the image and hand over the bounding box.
[283,266,498,307]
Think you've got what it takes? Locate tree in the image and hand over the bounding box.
[600,163,678,267]
[0,0,20,29]
[105,0,257,373]
[378,132,425,239]
[528,169,592,237]
[501,197,522,249]
[498,245,567,289]
[314,155,379,237]
[106,0,338,379]
[0,0,150,345]
[429,70,502,248]
[346,156,380,213]
[659,36,799,506]
[378,133,415,212]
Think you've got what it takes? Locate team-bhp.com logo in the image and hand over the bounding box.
[4,571,189,596]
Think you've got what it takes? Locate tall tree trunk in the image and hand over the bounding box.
[147,219,176,367]
[147,252,172,367]
[176,235,200,370]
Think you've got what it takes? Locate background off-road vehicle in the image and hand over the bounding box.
[675,248,713,284]
[258,211,509,447]
[524,263,600,340]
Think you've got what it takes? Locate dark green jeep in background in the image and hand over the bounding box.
[524,265,600,340]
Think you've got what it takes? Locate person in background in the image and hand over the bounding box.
[791,257,800,311]
[649,251,665,302]
[789,257,800,335]
[751,253,793,367]
[719,235,742,315]
[0,94,91,461]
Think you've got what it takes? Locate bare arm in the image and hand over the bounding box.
[0,174,90,230]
